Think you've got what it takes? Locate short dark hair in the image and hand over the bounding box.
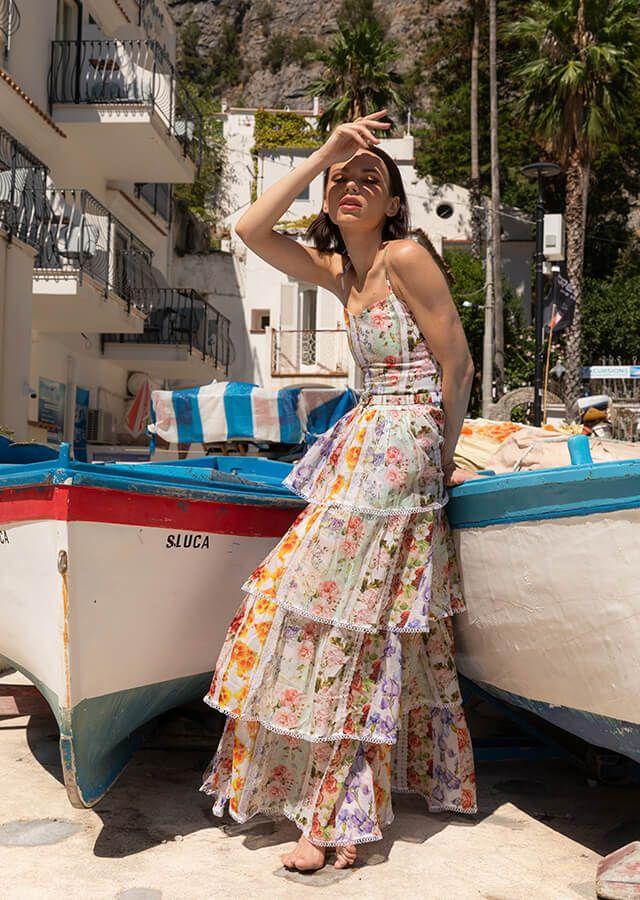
[304,146,410,253]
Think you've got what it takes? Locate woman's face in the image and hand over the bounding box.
[323,150,400,231]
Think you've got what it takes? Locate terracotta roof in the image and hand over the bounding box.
[0,67,67,139]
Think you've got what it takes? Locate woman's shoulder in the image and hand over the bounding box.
[386,238,453,288]
[386,238,430,266]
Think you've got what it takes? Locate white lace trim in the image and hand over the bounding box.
[239,583,463,634]
[390,787,478,816]
[199,786,476,846]
[281,479,450,518]
[202,695,465,746]
[199,790,392,847]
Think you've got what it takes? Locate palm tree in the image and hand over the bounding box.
[304,17,403,131]
[469,0,484,259]
[505,0,640,413]
[488,0,505,397]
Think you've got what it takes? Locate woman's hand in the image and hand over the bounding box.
[443,461,480,487]
[315,109,391,166]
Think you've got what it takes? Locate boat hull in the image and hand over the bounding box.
[0,475,301,806]
[449,459,640,764]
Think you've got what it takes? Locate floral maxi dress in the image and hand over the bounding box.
[199,257,478,846]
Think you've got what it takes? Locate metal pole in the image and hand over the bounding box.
[482,198,494,417]
[533,172,545,426]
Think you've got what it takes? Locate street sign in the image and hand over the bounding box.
[582,366,640,379]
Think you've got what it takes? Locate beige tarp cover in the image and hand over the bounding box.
[454,418,640,473]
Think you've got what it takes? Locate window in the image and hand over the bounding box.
[436,202,454,220]
[251,308,270,333]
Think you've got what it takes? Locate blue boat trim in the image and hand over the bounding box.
[448,457,640,528]
[64,670,213,807]
[0,452,306,510]
[0,653,214,808]
[464,677,640,764]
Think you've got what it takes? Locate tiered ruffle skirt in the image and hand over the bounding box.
[200,400,477,845]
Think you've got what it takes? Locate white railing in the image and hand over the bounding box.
[271,327,350,378]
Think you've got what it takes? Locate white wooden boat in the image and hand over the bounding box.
[0,444,305,806]
[448,435,640,763]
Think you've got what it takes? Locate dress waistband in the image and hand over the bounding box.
[358,388,442,406]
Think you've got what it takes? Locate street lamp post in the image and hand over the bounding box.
[521,161,562,426]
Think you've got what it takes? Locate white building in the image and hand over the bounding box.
[0,0,230,457]
[174,103,534,395]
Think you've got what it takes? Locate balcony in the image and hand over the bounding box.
[48,39,202,183]
[0,125,48,251]
[271,328,350,378]
[134,181,172,223]
[103,288,232,380]
[32,189,151,333]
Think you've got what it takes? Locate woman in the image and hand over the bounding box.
[200,109,479,872]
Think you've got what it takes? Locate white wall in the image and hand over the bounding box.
[29,332,129,438]
[0,0,180,440]
[5,0,57,111]
[0,237,37,439]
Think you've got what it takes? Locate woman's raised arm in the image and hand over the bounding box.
[234,112,391,292]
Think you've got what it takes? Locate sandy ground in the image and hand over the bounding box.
[1,669,638,900]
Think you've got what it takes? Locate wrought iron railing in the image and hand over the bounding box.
[0,125,48,248]
[0,0,20,55]
[106,288,231,374]
[35,188,154,310]
[48,39,203,166]
[271,328,350,378]
[134,181,172,223]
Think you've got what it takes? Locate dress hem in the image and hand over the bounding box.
[202,693,465,746]
[198,789,478,848]
[239,583,466,634]
[281,478,450,519]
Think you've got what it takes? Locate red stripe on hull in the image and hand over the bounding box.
[0,484,302,536]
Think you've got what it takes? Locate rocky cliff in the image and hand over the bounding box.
[167,0,466,112]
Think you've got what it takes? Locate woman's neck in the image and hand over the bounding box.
[341,233,386,290]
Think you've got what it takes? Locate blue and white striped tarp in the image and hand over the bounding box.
[148,381,358,447]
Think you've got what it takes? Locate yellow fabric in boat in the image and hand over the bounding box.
[453,418,578,472]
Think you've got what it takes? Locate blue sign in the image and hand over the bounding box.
[38,377,66,440]
[74,387,90,462]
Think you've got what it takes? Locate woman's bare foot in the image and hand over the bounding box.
[281,834,326,871]
[334,843,357,868]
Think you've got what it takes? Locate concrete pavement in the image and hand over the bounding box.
[1,669,638,900]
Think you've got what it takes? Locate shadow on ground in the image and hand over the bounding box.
[18,686,640,882]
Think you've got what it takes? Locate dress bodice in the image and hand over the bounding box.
[339,245,443,400]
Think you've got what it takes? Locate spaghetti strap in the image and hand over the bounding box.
[382,243,392,296]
